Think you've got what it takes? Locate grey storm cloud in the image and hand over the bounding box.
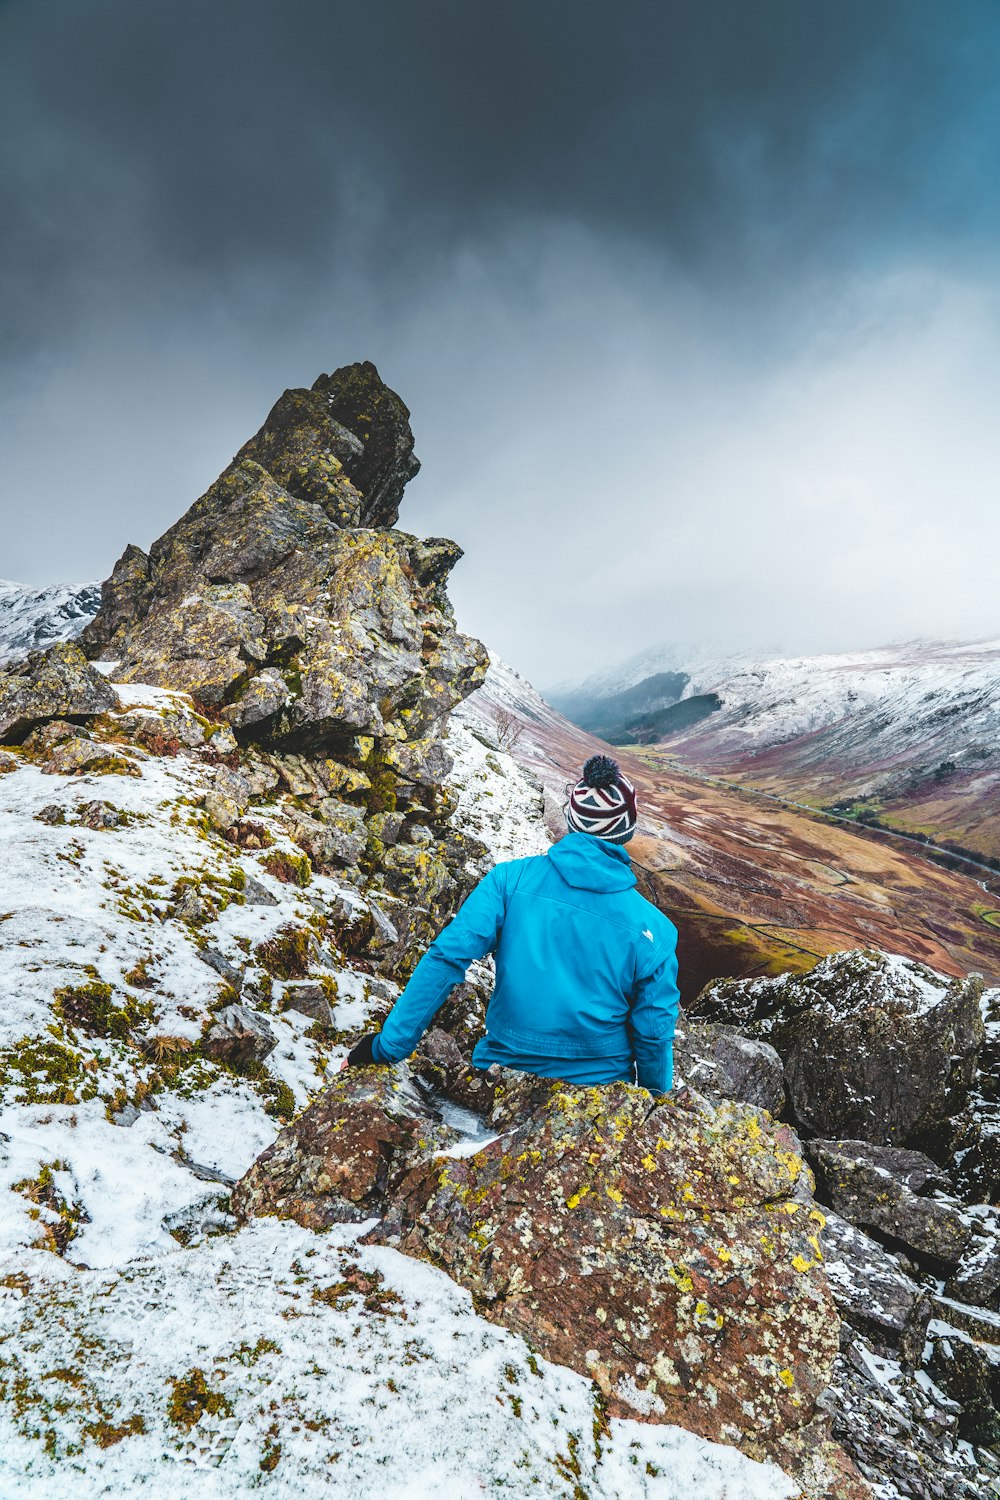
[2,0,1000,682]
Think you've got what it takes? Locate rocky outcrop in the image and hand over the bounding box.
[674,1018,785,1114]
[829,1334,993,1499]
[82,363,486,779]
[0,641,116,743]
[71,361,492,956]
[806,1138,971,1266]
[233,1067,867,1492]
[691,950,984,1147]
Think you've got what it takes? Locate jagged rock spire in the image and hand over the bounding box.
[82,362,486,760]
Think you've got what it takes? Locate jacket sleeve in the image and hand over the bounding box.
[628,928,680,1093]
[372,864,509,1064]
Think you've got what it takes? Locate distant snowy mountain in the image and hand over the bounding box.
[670,639,1000,859]
[0,579,101,664]
[547,641,765,740]
[547,640,759,702]
[553,636,1000,772]
[660,637,1000,783]
[554,634,1000,859]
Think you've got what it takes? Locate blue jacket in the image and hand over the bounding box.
[372,831,680,1092]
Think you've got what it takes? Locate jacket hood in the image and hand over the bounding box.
[547,831,637,893]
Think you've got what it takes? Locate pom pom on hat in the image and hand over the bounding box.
[581,754,620,789]
[566,756,638,844]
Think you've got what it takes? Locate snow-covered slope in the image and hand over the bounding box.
[673,637,1000,768]
[0,675,790,1500]
[0,579,101,664]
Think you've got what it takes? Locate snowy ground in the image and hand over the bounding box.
[0,1219,794,1500]
[0,687,794,1498]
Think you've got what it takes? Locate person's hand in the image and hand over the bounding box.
[345,1033,381,1068]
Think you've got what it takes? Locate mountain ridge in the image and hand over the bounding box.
[0,579,101,665]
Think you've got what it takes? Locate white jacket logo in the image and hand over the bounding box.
[642,929,654,942]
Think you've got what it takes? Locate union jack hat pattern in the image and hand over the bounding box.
[566,755,638,844]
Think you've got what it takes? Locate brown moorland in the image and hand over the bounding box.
[466,666,1000,1001]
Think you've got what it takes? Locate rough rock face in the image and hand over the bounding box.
[0,641,116,743]
[232,1070,458,1228]
[673,1018,785,1114]
[234,1068,865,1491]
[691,950,984,1147]
[234,360,420,529]
[806,1138,971,1266]
[82,362,486,773]
[828,1335,991,1500]
[819,1210,931,1362]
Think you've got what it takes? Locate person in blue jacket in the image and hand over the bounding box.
[345,754,680,1093]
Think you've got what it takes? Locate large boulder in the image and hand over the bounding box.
[691,951,984,1147]
[674,1018,785,1114]
[806,1139,971,1267]
[0,641,116,744]
[378,1081,841,1462]
[232,1069,457,1228]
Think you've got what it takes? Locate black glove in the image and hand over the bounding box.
[346,1033,381,1068]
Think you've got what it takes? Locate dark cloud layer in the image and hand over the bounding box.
[2,1,1000,680]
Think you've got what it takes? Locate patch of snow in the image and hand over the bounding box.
[0,1220,795,1499]
[445,710,550,863]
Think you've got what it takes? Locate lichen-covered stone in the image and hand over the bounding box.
[373,1081,840,1464]
[231,1070,457,1228]
[78,800,121,830]
[290,801,367,871]
[86,479,485,762]
[231,360,419,529]
[0,642,116,744]
[692,951,984,1146]
[40,735,142,778]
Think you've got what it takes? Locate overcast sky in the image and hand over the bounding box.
[2,1,1000,685]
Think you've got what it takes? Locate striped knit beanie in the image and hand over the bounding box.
[566,755,638,845]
